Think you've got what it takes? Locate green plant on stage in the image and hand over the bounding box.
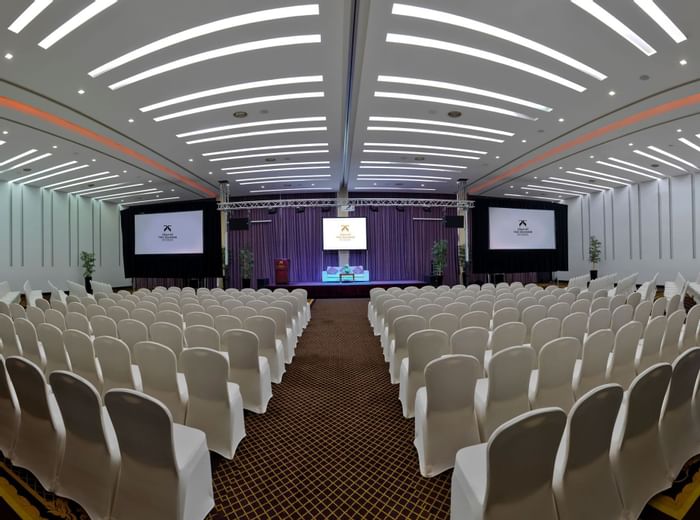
[239,248,254,280]
[342,264,351,274]
[458,244,467,268]
[80,251,96,279]
[431,239,448,276]
[588,235,602,269]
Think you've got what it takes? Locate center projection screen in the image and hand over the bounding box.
[488,207,556,250]
[134,210,204,255]
[322,217,367,250]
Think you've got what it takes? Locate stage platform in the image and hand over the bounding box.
[266,280,426,299]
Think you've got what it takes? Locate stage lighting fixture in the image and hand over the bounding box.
[295,207,305,213]
[370,206,378,212]
[321,207,331,213]
[396,206,405,212]
[423,206,432,213]
[267,207,278,215]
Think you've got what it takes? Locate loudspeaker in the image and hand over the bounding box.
[229,217,249,230]
[444,215,464,228]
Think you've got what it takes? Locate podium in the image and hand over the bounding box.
[275,258,290,285]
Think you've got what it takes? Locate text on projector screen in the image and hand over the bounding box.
[134,210,204,255]
[488,207,556,250]
[322,217,367,250]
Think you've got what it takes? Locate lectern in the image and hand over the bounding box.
[275,258,290,285]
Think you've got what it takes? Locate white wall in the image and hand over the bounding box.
[0,182,130,292]
[560,173,700,285]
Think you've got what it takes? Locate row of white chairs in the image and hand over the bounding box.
[1,355,216,520]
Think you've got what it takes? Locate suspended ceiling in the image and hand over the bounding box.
[1,0,699,205]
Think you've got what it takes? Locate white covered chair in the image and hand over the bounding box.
[651,297,667,318]
[605,321,643,390]
[104,389,214,520]
[633,300,652,328]
[528,317,561,359]
[260,307,294,364]
[634,315,666,374]
[486,322,526,370]
[149,322,184,358]
[50,371,120,520]
[491,307,518,329]
[659,347,700,479]
[94,336,142,394]
[90,315,118,338]
[451,327,489,375]
[222,329,272,414]
[184,325,221,351]
[414,355,481,477]
[134,341,189,424]
[66,311,91,335]
[659,309,686,363]
[680,304,700,352]
[107,305,130,323]
[45,308,66,331]
[15,317,47,371]
[552,384,625,520]
[184,311,214,328]
[37,323,70,376]
[389,315,426,384]
[573,329,614,399]
[451,408,566,520]
[528,337,579,412]
[118,319,149,354]
[64,329,103,394]
[0,355,20,458]
[610,304,633,333]
[181,348,246,459]
[459,310,490,330]
[214,314,243,337]
[429,313,459,339]
[131,308,156,328]
[587,308,611,335]
[560,312,587,345]
[474,345,535,440]
[547,302,570,321]
[244,316,285,384]
[398,329,448,418]
[26,306,45,327]
[6,356,65,491]
[0,314,22,357]
[610,363,672,520]
[444,302,470,318]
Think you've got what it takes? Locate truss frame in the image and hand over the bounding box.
[217,198,474,211]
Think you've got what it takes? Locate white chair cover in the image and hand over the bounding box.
[573,329,613,399]
[222,329,272,414]
[134,341,189,423]
[94,336,142,394]
[0,355,20,458]
[244,316,285,384]
[528,337,579,412]
[399,329,448,418]
[64,329,103,394]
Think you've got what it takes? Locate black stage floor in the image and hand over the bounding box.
[266,280,426,298]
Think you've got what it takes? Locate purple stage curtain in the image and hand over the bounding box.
[348,206,459,285]
[228,207,338,287]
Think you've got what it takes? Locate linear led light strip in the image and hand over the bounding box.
[573,168,631,185]
[209,149,328,161]
[204,143,327,157]
[39,0,117,49]
[0,152,52,174]
[154,91,325,122]
[607,157,667,176]
[386,34,586,92]
[8,0,52,33]
[22,164,90,185]
[186,126,327,145]
[375,91,536,121]
[51,174,119,190]
[100,190,164,202]
[235,174,331,182]
[367,124,505,143]
[10,161,77,183]
[90,5,319,77]
[353,186,436,191]
[110,35,321,90]
[239,177,332,185]
[249,187,332,193]
[543,179,606,192]
[646,146,697,170]
[142,76,323,112]
[0,149,38,167]
[570,0,656,55]
[358,166,456,173]
[524,185,587,196]
[377,75,552,112]
[548,176,612,190]
[0,141,5,146]
[357,174,451,180]
[361,160,467,169]
[596,160,662,179]
[364,142,487,155]
[71,183,131,195]
[95,188,161,201]
[631,149,684,172]
[44,171,113,188]
[504,193,562,201]
[392,3,606,81]
[120,196,181,206]
[222,161,329,171]
[679,138,700,154]
[356,177,444,183]
[363,149,480,160]
[566,170,627,186]
[633,0,686,43]
[368,116,512,136]
[177,116,326,138]
[226,166,331,175]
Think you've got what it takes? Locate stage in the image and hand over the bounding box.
[266,280,426,299]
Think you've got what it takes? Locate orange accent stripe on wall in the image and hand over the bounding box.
[0,96,217,197]
[469,91,700,194]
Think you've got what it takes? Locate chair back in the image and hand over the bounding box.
[231,306,257,323]
[611,304,633,333]
[244,316,277,352]
[429,313,459,339]
[492,307,518,328]
[444,302,470,318]
[651,297,667,318]
[184,325,221,351]
[491,322,527,354]
[487,346,535,403]
[106,306,129,323]
[66,312,90,335]
[393,315,427,354]
[26,306,45,327]
[636,316,666,373]
[223,329,260,371]
[425,355,480,412]
[533,337,579,410]
[451,326,489,369]
[134,341,179,393]
[181,348,229,402]
[660,309,686,362]
[49,371,104,443]
[587,308,611,334]
[37,323,71,373]
[0,315,22,356]
[530,317,561,357]
[90,315,118,338]
[94,336,138,393]
[681,305,700,351]
[407,330,448,374]
[64,329,102,390]
[459,310,490,329]
[15,318,44,367]
[547,302,570,321]
[6,357,53,422]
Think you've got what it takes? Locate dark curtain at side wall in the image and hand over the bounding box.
[470,196,568,274]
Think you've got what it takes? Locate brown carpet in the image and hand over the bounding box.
[208,298,451,519]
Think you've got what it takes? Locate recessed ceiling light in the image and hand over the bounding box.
[375,91,536,121]
[1,131,7,135]
[359,166,454,173]
[260,186,265,189]
[78,89,85,95]
[510,185,514,188]
[185,126,327,145]
[368,124,504,143]
[171,189,175,192]
[120,196,181,205]
[495,155,500,159]
[391,3,605,80]
[533,176,538,179]
[52,145,58,149]
[633,0,686,43]
[208,171,212,175]
[559,166,564,169]
[238,175,332,185]
[608,91,616,96]
[203,142,327,156]
[680,59,688,66]
[558,118,565,122]
[91,158,96,162]
[128,118,134,123]
[521,139,527,143]
[589,155,595,159]
[4,53,13,60]
[676,129,682,133]
[386,33,586,92]
[8,0,53,33]
[361,160,465,169]
[109,35,322,90]
[38,0,117,49]
[148,179,153,183]
[628,143,634,146]
[248,187,332,193]
[525,191,529,194]
[153,91,324,122]
[571,0,656,55]
[227,166,331,176]
[188,158,194,162]
[122,169,127,173]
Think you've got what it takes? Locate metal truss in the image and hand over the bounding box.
[217,198,474,211]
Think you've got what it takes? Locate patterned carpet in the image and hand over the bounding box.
[1,297,699,519]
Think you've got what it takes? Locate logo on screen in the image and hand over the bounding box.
[518,220,527,227]
[336,223,355,243]
[340,224,350,232]
[513,219,532,236]
[163,224,172,232]
[158,224,178,242]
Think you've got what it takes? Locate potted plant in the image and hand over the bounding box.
[80,251,96,294]
[430,239,448,286]
[458,244,468,285]
[239,248,254,289]
[589,235,602,280]
[222,247,230,289]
